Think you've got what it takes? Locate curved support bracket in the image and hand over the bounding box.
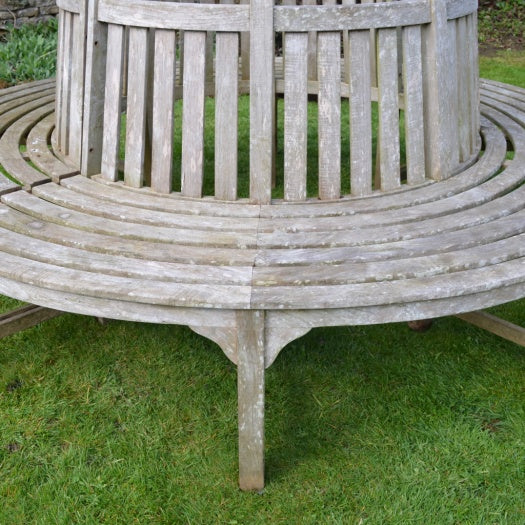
[189,325,238,365]
[190,317,311,369]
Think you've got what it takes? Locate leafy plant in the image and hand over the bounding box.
[478,0,525,49]
[0,18,57,87]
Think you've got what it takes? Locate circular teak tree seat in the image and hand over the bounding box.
[0,0,524,491]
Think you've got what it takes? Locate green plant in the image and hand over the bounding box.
[478,0,525,49]
[0,18,57,86]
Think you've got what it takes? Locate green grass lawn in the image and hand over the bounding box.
[1,21,525,525]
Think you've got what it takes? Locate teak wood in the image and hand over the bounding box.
[0,0,524,492]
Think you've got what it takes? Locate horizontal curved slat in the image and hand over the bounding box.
[446,0,478,20]
[98,0,250,31]
[274,2,430,32]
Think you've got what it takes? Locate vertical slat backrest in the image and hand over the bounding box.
[349,30,372,196]
[467,12,480,154]
[215,3,239,200]
[81,0,108,176]
[318,0,341,200]
[181,31,207,198]
[68,9,86,165]
[124,27,149,188]
[377,27,400,191]
[456,16,470,163]
[402,24,425,186]
[249,0,274,204]
[283,31,308,202]
[303,0,318,81]
[151,29,177,194]
[100,23,125,182]
[59,10,73,155]
[446,16,460,169]
[422,0,454,181]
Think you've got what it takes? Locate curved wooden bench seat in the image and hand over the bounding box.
[1,77,525,489]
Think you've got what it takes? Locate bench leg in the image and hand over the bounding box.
[237,310,265,491]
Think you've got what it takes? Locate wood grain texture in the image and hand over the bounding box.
[101,23,125,182]
[274,1,430,32]
[124,27,149,188]
[349,30,372,196]
[317,29,341,200]
[377,27,400,191]
[284,32,308,202]
[215,31,239,201]
[237,310,265,491]
[181,31,206,198]
[456,311,525,347]
[81,0,108,176]
[249,0,274,204]
[402,25,425,186]
[151,29,176,194]
[98,0,250,31]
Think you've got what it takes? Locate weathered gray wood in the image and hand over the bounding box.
[446,0,478,20]
[249,0,274,204]
[215,31,239,201]
[402,25,425,186]
[26,113,80,180]
[56,0,82,13]
[284,32,308,202]
[81,0,108,176]
[98,0,250,31]
[124,27,149,188]
[181,31,206,198]
[59,10,73,155]
[456,16,470,163]
[304,0,318,81]
[151,29,176,194]
[349,30,372,196]
[101,23,125,182]
[68,11,85,165]
[377,27,400,191]
[422,0,453,181]
[0,304,63,339]
[55,9,65,149]
[237,310,265,491]
[317,29,341,200]
[446,18,460,170]
[456,311,525,348]
[467,13,479,154]
[240,0,250,81]
[274,1,431,32]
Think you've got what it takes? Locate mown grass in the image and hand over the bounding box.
[0,17,524,525]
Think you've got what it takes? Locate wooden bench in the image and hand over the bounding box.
[0,0,524,491]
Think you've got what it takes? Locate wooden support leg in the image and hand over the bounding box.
[237,310,265,491]
[0,304,63,339]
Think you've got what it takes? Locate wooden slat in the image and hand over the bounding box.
[349,30,372,196]
[68,11,85,166]
[303,0,318,81]
[101,23,125,182]
[377,28,400,191]
[98,0,250,31]
[26,113,79,180]
[240,0,250,81]
[55,10,65,149]
[59,10,73,155]
[81,0,108,176]
[456,16,470,163]
[249,0,274,204]
[0,304,63,339]
[274,1,431,32]
[317,29,341,200]
[456,311,525,348]
[215,31,239,201]
[237,310,265,491]
[402,25,425,186]
[467,13,479,154]
[422,0,453,180]
[446,0,478,20]
[181,31,206,198]
[151,29,177,194]
[284,32,308,202]
[446,18,460,170]
[124,27,149,188]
